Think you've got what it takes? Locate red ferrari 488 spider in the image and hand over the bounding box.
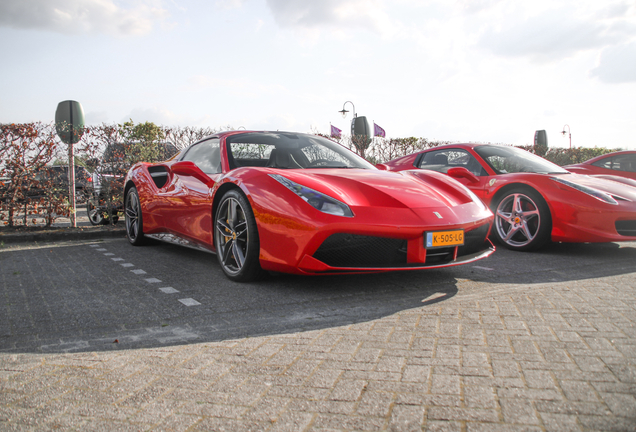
[380,143,636,251]
[124,131,494,281]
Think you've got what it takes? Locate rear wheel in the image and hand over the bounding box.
[214,189,264,282]
[125,187,145,245]
[492,188,551,251]
[86,199,104,225]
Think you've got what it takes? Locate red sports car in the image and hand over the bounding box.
[124,131,494,281]
[380,143,636,251]
[564,150,636,182]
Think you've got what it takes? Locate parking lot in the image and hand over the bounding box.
[1,238,636,430]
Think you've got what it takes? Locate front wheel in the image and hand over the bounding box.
[492,188,551,251]
[214,189,264,282]
[125,187,145,245]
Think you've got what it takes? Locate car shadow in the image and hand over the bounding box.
[3,239,634,353]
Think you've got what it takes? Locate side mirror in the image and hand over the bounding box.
[447,167,480,184]
[375,163,389,171]
[171,161,215,186]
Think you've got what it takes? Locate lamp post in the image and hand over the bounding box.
[561,124,571,149]
[339,101,356,119]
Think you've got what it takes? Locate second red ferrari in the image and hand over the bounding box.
[381,144,636,251]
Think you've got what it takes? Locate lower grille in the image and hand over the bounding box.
[312,234,407,268]
[312,224,491,269]
[458,223,491,256]
[616,220,636,236]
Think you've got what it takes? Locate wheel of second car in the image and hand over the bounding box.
[125,186,145,245]
[492,187,551,251]
[86,199,104,225]
[214,189,264,282]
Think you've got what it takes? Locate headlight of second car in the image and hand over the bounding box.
[551,177,619,205]
[269,174,354,217]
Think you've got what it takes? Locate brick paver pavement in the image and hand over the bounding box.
[2,266,635,430]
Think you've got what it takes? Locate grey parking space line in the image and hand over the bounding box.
[178,298,201,306]
[87,242,198,307]
[159,287,179,294]
[88,244,100,247]
[472,265,494,271]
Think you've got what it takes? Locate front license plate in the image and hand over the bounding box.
[426,230,464,248]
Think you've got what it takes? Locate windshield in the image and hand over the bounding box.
[226,132,376,170]
[474,145,568,175]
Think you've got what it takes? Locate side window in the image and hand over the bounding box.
[613,155,636,173]
[592,157,614,169]
[182,138,221,174]
[418,149,486,176]
[592,155,636,172]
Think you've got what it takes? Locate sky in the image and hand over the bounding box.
[1,0,635,150]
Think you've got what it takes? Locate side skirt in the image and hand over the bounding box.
[146,233,216,255]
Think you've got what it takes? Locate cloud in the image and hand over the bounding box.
[478,7,614,63]
[265,0,394,35]
[0,0,168,35]
[590,42,636,83]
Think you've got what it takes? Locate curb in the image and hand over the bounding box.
[0,226,126,244]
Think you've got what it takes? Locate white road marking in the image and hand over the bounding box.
[131,269,147,275]
[472,266,494,271]
[422,292,448,302]
[104,253,114,256]
[89,245,100,248]
[145,278,162,283]
[111,258,124,261]
[179,298,200,306]
[159,287,179,294]
[121,263,134,267]
[96,248,107,251]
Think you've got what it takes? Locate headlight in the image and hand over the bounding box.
[551,177,618,205]
[270,174,354,217]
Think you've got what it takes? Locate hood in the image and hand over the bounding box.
[270,168,476,209]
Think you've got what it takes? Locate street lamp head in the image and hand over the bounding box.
[339,108,349,118]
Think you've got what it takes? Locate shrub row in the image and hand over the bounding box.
[1,122,620,228]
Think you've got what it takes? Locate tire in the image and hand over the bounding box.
[86,199,104,225]
[492,187,551,251]
[125,187,145,245]
[214,189,264,282]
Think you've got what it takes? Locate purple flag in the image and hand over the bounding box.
[330,124,342,138]
[374,122,386,138]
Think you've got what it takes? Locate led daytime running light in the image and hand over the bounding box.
[270,174,354,217]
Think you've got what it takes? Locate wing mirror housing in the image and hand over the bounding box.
[375,163,389,171]
[171,161,215,186]
[447,167,480,184]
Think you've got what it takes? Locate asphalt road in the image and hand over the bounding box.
[2,238,636,431]
[1,238,635,354]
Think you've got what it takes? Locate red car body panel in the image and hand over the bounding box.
[383,143,636,244]
[124,132,495,276]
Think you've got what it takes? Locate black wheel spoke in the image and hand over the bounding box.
[222,238,235,265]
